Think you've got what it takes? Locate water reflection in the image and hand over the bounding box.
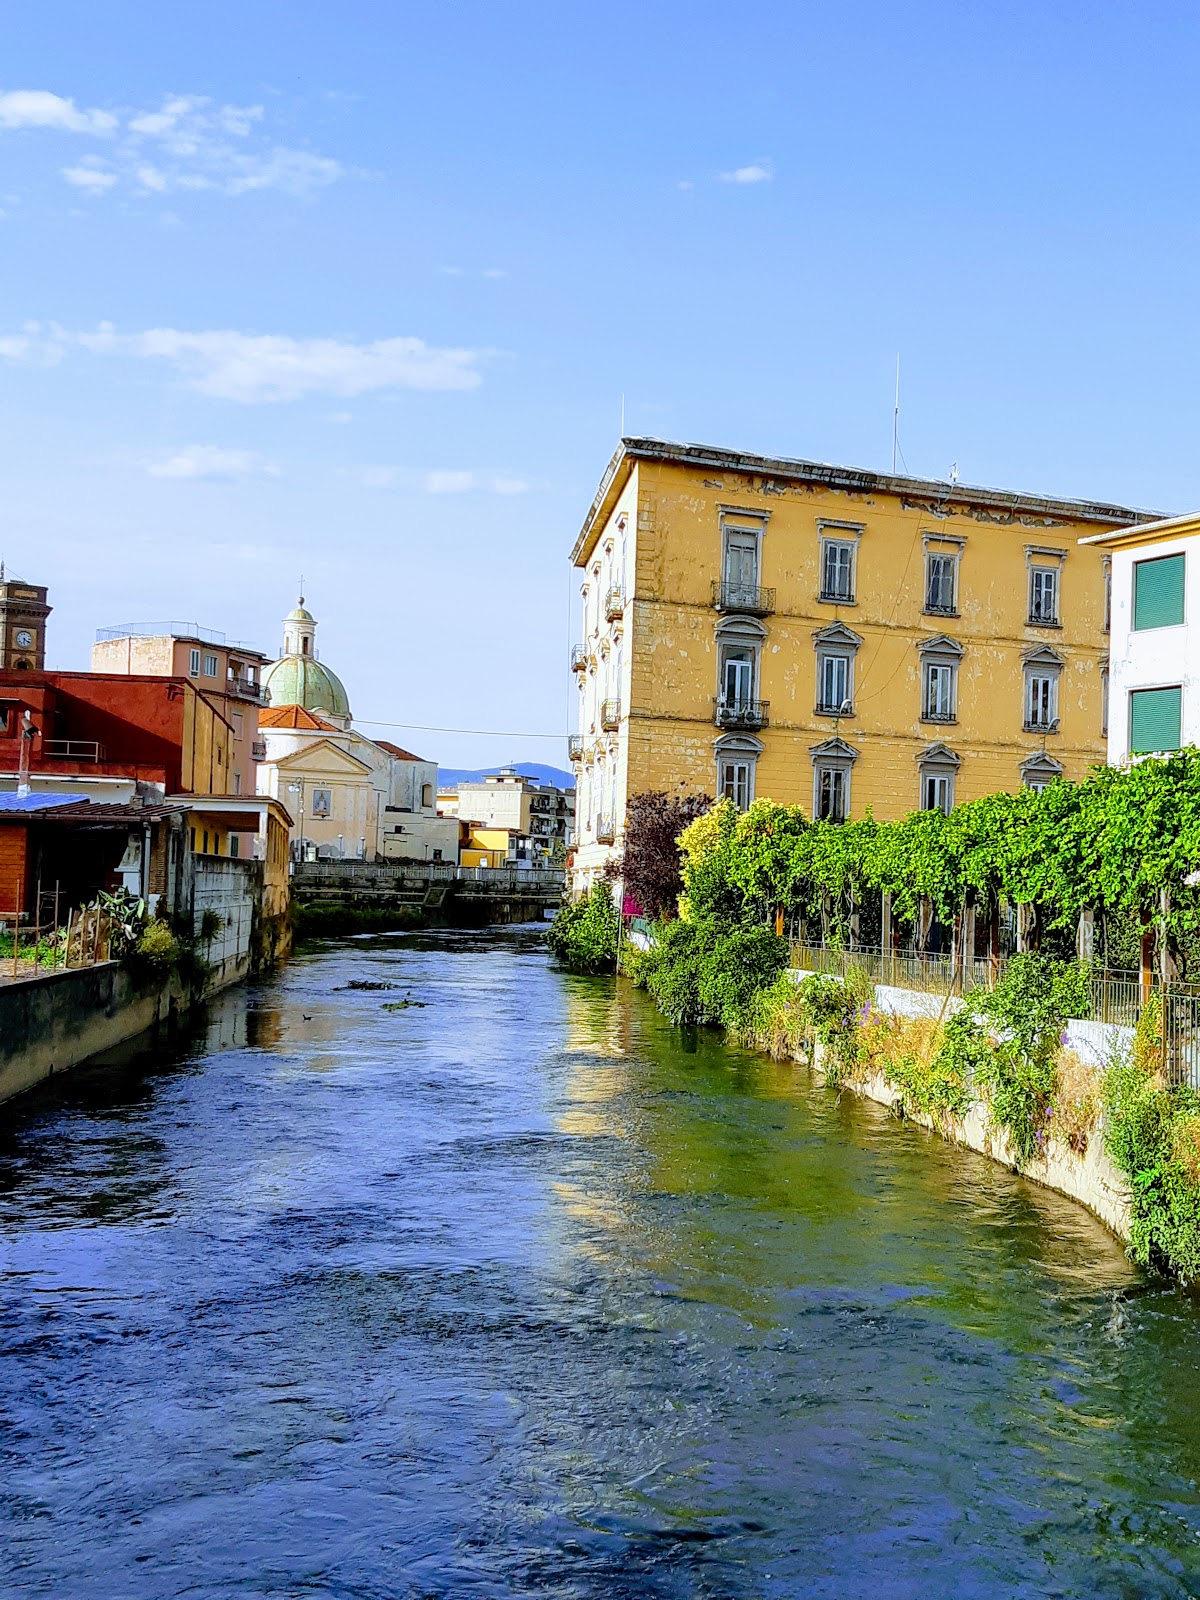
[1,927,1199,1597]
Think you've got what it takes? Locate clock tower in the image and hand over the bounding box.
[0,566,50,670]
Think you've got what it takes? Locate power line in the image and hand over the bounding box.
[356,718,566,740]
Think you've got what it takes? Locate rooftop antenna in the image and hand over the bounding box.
[620,393,625,439]
[298,572,304,604]
[892,354,900,474]
[948,462,959,485]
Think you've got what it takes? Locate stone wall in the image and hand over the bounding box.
[0,963,185,1106]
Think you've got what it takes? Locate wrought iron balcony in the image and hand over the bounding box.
[921,708,957,724]
[568,735,584,761]
[570,644,589,672]
[1023,716,1060,734]
[251,738,268,761]
[923,602,958,619]
[595,814,615,844]
[604,586,624,622]
[815,700,855,718]
[228,675,266,702]
[711,580,775,616]
[601,699,621,731]
[714,697,769,731]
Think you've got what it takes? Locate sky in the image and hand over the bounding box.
[4,1,1200,768]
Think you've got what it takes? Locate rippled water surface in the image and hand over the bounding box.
[5,928,1200,1597]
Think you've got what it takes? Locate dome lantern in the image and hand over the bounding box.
[262,593,352,728]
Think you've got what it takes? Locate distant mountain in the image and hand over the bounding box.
[437,762,574,790]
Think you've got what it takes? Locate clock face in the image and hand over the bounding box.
[14,630,33,649]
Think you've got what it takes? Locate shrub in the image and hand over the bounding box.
[638,916,709,1023]
[134,921,181,976]
[546,882,619,975]
[697,925,789,1029]
[793,967,874,1083]
[606,790,713,920]
[1103,1052,1200,1279]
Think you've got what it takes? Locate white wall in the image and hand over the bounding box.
[1107,533,1200,764]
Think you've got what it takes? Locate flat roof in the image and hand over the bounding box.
[572,437,1166,566]
[1079,509,1200,550]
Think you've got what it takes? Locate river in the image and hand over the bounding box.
[4,927,1200,1597]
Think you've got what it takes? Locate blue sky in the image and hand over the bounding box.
[3,1,1200,767]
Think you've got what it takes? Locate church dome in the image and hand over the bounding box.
[263,654,351,721]
[263,594,352,724]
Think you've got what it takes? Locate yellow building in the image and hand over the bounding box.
[569,438,1159,889]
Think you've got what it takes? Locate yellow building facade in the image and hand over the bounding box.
[570,438,1158,890]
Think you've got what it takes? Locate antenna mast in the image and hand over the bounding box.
[892,355,900,474]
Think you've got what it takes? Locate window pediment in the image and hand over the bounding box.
[1022,644,1064,670]
[812,621,863,651]
[715,613,768,641]
[809,736,859,765]
[917,740,961,769]
[1021,752,1064,780]
[714,731,764,757]
[917,633,964,660]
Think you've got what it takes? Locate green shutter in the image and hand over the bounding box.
[1129,686,1182,753]
[1133,553,1185,630]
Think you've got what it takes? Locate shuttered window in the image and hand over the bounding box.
[1129,686,1182,753]
[1133,554,1185,630]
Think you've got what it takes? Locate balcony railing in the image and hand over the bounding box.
[601,699,621,730]
[815,700,854,718]
[595,814,615,844]
[604,586,625,622]
[712,580,776,616]
[228,676,266,702]
[250,739,268,761]
[42,739,106,762]
[921,708,957,724]
[923,602,958,618]
[570,644,589,672]
[1024,716,1060,734]
[568,735,584,761]
[714,698,769,731]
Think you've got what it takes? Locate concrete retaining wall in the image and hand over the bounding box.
[0,963,184,1106]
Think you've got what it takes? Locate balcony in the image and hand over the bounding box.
[815,700,854,719]
[595,814,615,844]
[923,602,958,619]
[604,586,625,622]
[42,739,106,763]
[601,699,621,731]
[921,709,957,725]
[570,644,589,672]
[568,735,584,761]
[251,739,268,761]
[714,698,769,731]
[1024,716,1060,734]
[228,676,266,703]
[712,580,775,616]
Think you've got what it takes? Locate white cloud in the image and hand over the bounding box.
[0,88,344,199]
[0,90,116,134]
[424,470,477,495]
[67,323,485,402]
[61,161,117,191]
[143,444,281,480]
[718,161,773,184]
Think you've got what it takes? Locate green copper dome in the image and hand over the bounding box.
[263,653,351,720]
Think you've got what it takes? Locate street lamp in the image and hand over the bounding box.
[287,779,306,863]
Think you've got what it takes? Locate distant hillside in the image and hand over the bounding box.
[437,762,574,790]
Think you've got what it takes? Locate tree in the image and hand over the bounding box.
[608,790,713,920]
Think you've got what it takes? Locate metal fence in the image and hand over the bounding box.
[291,861,565,891]
[0,903,113,984]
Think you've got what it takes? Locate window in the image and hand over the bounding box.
[820,540,855,602]
[815,766,847,822]
[422,782,434,807]
[925,553,957,615]
[720,646,755,709]
[1029,566,1059,625]
[922,772,953,814]
[1104,559,1112,633]
[311,788,332,819]
[1026,673,1058,730]
[202,830,209,854]
[719,758,752,810]
[189,648,201,676]
[924,662,956,722]
[229,836,239,858]
[203,652,218,677]
[723,530,759,597]
[232,772,241,795]
[819,653,852,714]
[432,848,443,862]
[1129,686,1183,754]
[1133,553,1185,631]
[1101,666,1109,737]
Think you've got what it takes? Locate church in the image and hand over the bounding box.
[256,597,459,863]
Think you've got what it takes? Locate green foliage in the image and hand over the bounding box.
[91,888,149,957]
[546,882,619,975]
[791,968,873,1083]
[1103,1056,1200,1280]
[134,920,181,975]
[198,908,223,943]
[632,915,788,1028]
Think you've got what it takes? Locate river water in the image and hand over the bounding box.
[5,928,1200,1598]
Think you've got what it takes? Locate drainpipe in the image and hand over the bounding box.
[17,711,35,798]
[141,821,152,901]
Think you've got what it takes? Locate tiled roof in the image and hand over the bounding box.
[375,740,425,761]
[0,799,183,824]
[258,705,339,731]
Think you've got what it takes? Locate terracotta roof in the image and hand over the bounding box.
[258,705,339,731]
[375,740,425,761]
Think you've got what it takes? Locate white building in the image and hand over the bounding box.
[1081,512,1197,764]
